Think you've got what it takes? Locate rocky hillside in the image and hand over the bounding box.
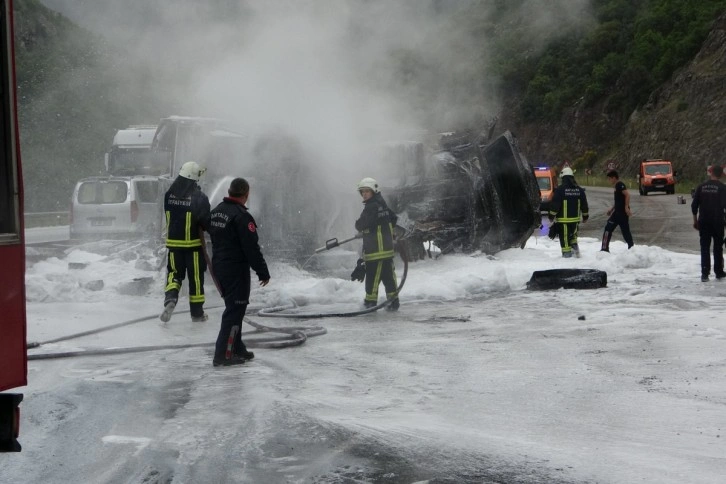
[500,11,726,182]
[614,11,726,180]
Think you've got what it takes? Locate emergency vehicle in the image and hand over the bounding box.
[637,159,676,195]
[534,166,558,212]
[0,0,26,452]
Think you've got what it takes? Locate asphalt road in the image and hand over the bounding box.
[6,192,718,484]
[563,185,698,255]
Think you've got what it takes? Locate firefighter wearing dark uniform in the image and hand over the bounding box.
[209,177,270,366]
[355,177,399,310]
[548,167,589,258]
[691,164,726,282]
[160,161,211,323]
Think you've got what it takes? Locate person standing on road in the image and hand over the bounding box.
[355,177,400,310]
[691,164,726,282]
[208,177,270,367]
[548,167,589,258]
[160,161,211,323]
[601,170,634,252]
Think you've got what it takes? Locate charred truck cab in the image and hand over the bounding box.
[638,159,676,195]
[0,0,26,453]
[386,129,541,256]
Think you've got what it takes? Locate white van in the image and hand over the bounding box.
[70,176,160,239]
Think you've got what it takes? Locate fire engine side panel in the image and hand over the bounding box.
[0,244,26,392]
[0,0,27,393]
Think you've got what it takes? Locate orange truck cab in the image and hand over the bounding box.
[638,159,676,195]
[534,166,557,212]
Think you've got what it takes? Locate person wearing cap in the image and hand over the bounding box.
[208,177,270,366]
[548,166,589,257]
[601,170,634,252]
[354,177,400,310]
[691,164,726,282]
[159,161,211,323]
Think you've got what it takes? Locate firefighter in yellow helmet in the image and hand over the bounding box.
[160,161,211,323]
[353,177,400,310]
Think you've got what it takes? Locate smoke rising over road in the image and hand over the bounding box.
[39,0,592,179]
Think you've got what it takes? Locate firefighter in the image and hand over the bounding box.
[208,177,270,366]
[548,167,589,258]
[354,177,399,310]
[691,164,726,282]
[159,161,211,323]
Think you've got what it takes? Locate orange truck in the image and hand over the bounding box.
[534,166,558,212]
[637,159,676,195]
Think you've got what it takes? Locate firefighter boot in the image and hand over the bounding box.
[159,299,177,323]
[213,356,246,367]
[191,312,208,322]
[386,298,400,311]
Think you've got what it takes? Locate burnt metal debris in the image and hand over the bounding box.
[385,129,541,258]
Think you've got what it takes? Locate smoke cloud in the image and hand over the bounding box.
[39,0,594,205]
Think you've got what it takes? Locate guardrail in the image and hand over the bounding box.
[24,212,70,228]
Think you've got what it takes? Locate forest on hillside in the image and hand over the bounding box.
[15,0,726,210]
[493,0,726,123]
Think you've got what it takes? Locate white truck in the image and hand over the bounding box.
[104,125,163,175]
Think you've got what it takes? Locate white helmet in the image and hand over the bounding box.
[560,167,574,177]
[178,161,205,182]
[357,177,379,193]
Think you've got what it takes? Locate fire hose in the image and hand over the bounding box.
[257,234,410,318]
[26,233,408,360]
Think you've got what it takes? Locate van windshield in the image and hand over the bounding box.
[77,181,128,204]
[537,177,551,191]
[644,164,671,175]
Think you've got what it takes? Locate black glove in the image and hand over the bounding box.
[350,258,366,282]
[548,222,559,240]
[582,214,589,222]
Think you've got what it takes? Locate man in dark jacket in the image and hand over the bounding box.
[601,170,634,252]
[354,177,399,310]
[208,178,270,366]
[160,161,211,323]
[691,164,726,281]
[548,167,589,258]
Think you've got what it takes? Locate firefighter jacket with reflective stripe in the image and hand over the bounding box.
[549,179,588,223]
[164,185,211,249]
[209,198,270,281]
[355,192,398,262]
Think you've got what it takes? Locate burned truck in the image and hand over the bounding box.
[149,116,539,261]
[385,129,541,258]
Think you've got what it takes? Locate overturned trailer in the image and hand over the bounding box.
[386,130,541,257]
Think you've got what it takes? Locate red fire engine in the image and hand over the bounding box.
[0,0,26,452]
